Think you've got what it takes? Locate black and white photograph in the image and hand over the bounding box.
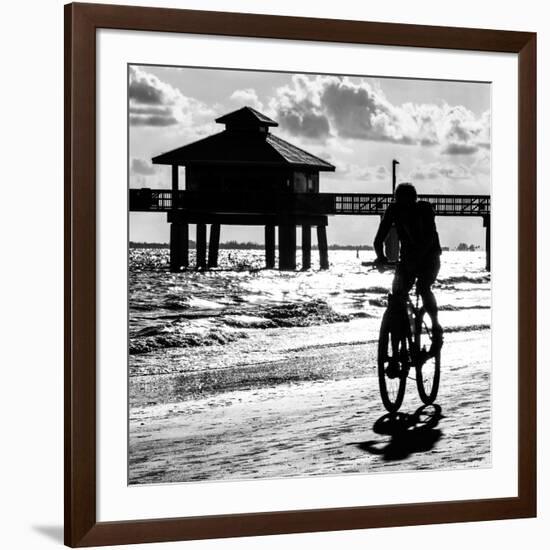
[128,64,492,484]
[3,0,545,547]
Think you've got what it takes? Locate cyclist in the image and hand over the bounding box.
[373,183,443,361]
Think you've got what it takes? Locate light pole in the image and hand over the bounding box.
[392,159,399,194]
[385,159,400,261]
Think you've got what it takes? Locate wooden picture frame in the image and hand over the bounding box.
[64,2,537,546]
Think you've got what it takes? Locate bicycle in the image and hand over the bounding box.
[364,261,441,413]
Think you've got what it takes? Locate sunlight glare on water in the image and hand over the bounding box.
[128,249,490,382]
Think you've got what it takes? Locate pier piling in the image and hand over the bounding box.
[484,215,491,272]
[278,224,296,270]
[196,223,207,269]
[169,222,188,272]
[301,225,311,270]
[265,225,275,268]
[317,225,329,270]
[208,223,220,268]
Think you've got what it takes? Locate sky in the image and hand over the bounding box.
[129,64,491,247]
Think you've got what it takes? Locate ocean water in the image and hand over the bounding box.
[129,249,490,408]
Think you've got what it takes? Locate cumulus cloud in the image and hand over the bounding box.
[440,107,490,155]
[129,74,166,105]
[269,75,331,141]
[401,103,443,146]
[129,66,215,128]
[131,158,157,175]
[280,110,331,140]
[321,78,415,144]
[229,88,264,111]
[269,75,490,155]
[131,114,178,127]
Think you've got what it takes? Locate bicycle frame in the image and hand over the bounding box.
[387,291,425,369]
[365,261,424,360]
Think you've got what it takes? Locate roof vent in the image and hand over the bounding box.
[215,106,278,133]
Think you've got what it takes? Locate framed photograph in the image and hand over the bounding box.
[64,2,537,547]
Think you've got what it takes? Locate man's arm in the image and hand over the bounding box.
[373,206,394,260]
[415,202,438,259]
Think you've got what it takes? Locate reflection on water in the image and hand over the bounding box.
[129,250,490,395]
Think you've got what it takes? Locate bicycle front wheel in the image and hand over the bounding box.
[377,309,408,413]
[414,308,441,405]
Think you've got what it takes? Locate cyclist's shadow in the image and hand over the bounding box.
[354,404,443,462]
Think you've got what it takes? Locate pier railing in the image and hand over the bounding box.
[129,189,490,217]
[330,193,490,216]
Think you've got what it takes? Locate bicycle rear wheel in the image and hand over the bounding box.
[377,309,408,413]
[414,307,441,405]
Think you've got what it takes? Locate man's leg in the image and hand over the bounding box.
[392,263,414,304]
[419,287,440,327]
[386,265,414,373]
[417,256,443,355]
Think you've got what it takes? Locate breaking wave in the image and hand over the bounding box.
[437,274,490,285]
[130,299,350,355]
[129,249,491,362]
[129,330,248,355]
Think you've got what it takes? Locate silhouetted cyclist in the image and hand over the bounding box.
[374,183,443,358]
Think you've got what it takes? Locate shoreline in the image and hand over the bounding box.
[129,328,491,485]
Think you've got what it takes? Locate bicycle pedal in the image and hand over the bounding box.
[385,363,402,379]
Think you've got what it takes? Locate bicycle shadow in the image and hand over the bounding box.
[353,404,443,461]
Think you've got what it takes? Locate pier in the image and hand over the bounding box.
[129,107,491,272]
[130,189,491,271]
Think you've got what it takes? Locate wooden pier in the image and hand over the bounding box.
[130,189,491,271]
[130,189,490,218]
[129,106,491,272]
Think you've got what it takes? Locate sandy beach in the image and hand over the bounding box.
[129,327,491,484]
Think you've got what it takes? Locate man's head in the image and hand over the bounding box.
[395,183,417,207]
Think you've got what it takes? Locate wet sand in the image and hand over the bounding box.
[129,329,491,484]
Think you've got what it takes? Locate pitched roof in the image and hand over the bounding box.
[265,133,334,169]
[152,107,335,171]
[215,106,278,127]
